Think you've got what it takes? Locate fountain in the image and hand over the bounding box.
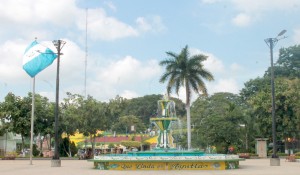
[90,96,244,170]
[150,98,178,149]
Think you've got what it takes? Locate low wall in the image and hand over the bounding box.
[89,155,244,170]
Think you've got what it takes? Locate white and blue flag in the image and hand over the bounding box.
[23,41,57,77]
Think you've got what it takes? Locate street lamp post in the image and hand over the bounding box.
[51,40,66,167]
[264,29,287,166]
[4,129,8,156]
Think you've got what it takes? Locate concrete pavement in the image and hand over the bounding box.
[0,158,299,175]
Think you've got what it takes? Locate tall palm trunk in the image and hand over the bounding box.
[186,104,191,150]
[186,82,191,150]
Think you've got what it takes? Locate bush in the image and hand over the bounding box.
[60,138,78,157]
[32,144,40,157]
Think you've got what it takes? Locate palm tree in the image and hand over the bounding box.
[159,45,214,150]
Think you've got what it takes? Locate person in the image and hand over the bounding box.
[228,146,234,154]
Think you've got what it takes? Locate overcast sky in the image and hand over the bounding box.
[0,0,299,103]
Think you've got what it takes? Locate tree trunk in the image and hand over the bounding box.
[21,135,25,154]
[90,134,95,158]
[186,104,191,150]
[39,134,43,157]
[185,82,191,150]
[93,134,96,157]
[68,135,71,157]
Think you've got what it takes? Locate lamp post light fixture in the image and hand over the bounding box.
[51,40,66,167]
[264,30,287,166]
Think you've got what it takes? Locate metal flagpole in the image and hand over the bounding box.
[29,77,35,165]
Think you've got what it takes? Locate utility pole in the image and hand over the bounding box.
[51,40,66,167]
[265,29,286,166]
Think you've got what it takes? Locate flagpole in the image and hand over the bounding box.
[29,77,35,165]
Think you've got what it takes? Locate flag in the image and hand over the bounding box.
[23,41,57,77]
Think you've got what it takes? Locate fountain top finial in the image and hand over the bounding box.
[163,93,169,100]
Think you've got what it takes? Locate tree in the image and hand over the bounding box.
[107,95,128,126]
[268,45,300,78]
[122,94,186,127]
[0,93,31,151]
[60,92,83,157]
[159,45,214,149]
[123,94,162,126]
[111,115,146,134]
[28,93,54,155]
[240,77,270,102]
[191,93,246,152]
[249,78,300,145]
[78,96,109,157]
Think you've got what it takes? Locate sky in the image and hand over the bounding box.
[0,0,299,103]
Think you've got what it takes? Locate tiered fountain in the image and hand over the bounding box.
[90,97,244,170]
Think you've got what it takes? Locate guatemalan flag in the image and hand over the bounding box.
[23,41,57,77]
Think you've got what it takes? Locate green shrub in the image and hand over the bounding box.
[32,144,40,157]
[60,138,78,157]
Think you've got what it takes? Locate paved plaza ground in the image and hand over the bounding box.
[0,158,299,175]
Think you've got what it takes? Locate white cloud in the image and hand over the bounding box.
[230,0,300,27]
[232,13,252,27]
[171,78,240,104]
[0,40,29,84]
[0,0,78,28]
[189,48,224,73]
[97,56,161,85]
[231,0,300,13]
[136,16,167,33]
[230,63,243,72]
[209,78,240,94]
[87,56,162,100]
[171,87,186,104]
[120,90,139,99]
[104,1,117,12]
[136,17,152,32]
[77,10,166,41]
[80,8,139,41]
[0,0,165,42]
